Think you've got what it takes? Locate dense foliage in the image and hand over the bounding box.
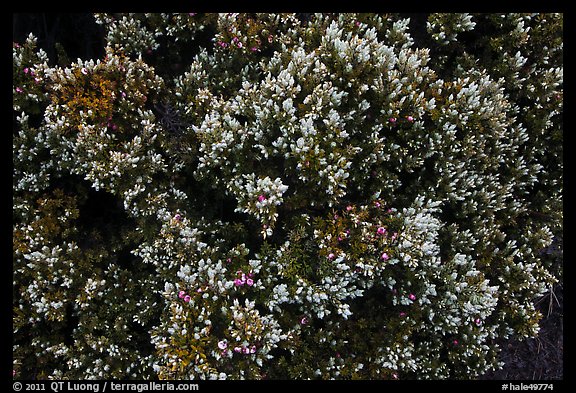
[13,13,562,380]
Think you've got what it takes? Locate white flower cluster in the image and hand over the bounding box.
[94,13,208,57]
[12,34,49,112]
[94,13,158,55]
[427,13,477,45]
[228,174,289,237]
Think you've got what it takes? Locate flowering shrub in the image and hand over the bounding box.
[13,13,562,380]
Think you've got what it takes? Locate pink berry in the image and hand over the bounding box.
[178,290,186,299]
[184,295,191,302]
[377,227,386,235]
[381,252,390,261]
[258,194,266,202]
[246,278,254,286]
[408,294,416,301]
[328,253,335,260]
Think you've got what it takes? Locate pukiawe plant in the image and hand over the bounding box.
[13,13,562,380]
